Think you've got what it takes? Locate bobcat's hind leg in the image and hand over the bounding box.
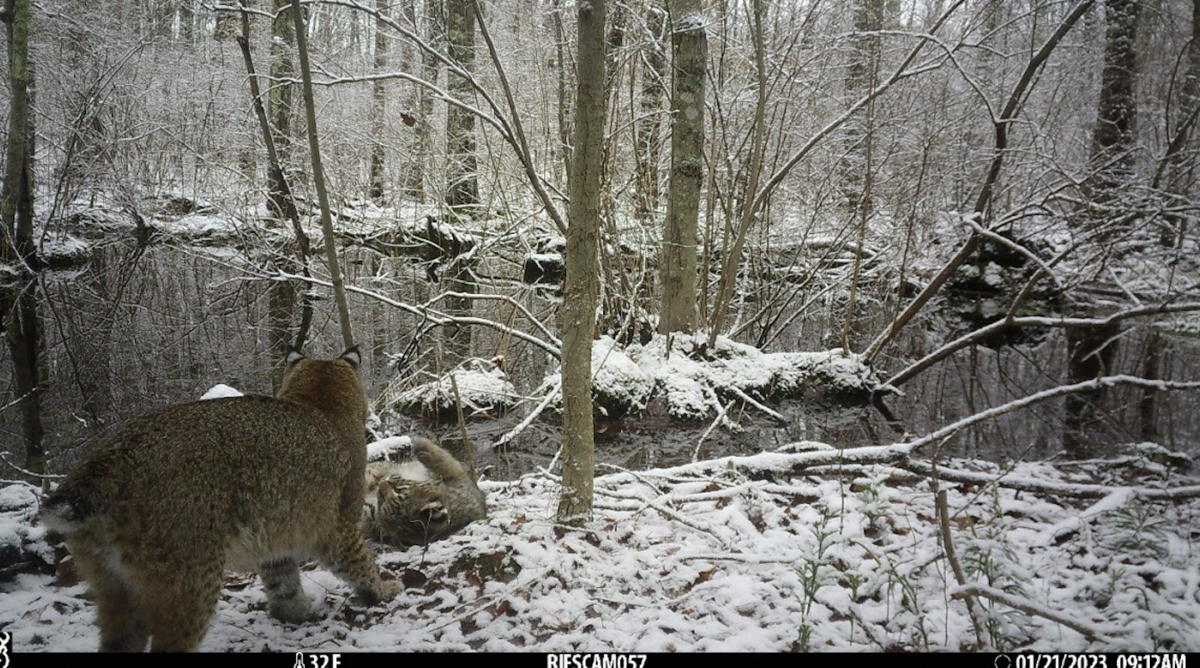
[141,557,223,652]
[412,438,468,482]
[71,546,149,652]
[259,557,314,623]
[319,526,399,605]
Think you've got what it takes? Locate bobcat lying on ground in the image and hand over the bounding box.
[362,438,488,547]
[41,347,399,652]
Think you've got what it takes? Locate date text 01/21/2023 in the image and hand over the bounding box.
[1011,655,1186,668]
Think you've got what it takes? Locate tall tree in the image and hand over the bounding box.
[368,0,391,203]
[558,0,606,525]
[1064,0,1142,457]
[658,0,705,335]
[1,0,45,485]
[269,0,297,220]
[291,0,355,349]
[445,0,478,213]
[634,3,667,222]
[416,0,444,203]
[840,0,885,214]
[1087,0,1141,203]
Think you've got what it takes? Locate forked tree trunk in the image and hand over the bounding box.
[558,0,606,525]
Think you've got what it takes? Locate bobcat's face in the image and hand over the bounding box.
[375,477,453,546]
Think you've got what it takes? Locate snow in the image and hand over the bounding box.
[199,384,244,400]
[392,359,518,418]
[3,448,1198,652]
[540,334,885,421]
[366,435,414,462]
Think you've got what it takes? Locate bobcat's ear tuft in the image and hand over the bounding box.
[340,345,362,369]
[285,345,305,369]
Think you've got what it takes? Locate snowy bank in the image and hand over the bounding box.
[3,444,1197,652]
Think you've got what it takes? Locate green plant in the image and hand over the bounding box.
[1106,501,1169,559]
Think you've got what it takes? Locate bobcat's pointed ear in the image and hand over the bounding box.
[285,345,305,370]
[340,345,362,369]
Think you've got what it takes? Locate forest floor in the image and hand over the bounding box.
[2,443,1199,652]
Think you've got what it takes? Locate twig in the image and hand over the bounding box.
[951,583,1122,643]
[936,487,985,649]
[493,378,561,450]
[449,372,477,482]
[0,453,65,480]
[725,385,787,425]
[694,387,738,462]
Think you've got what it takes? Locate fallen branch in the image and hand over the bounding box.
[951,583,1121,644]
[493,378,561,450]
[726,385,788,425]
[903,459,1200,501]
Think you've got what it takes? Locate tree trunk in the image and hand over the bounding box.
[840,0,884,214]
[1061,0,1141,454]
[1063,318,1120,458]
[416,0,443,203]
[558,0,606,525]
[1086,0,1140,203]
[1161,0,1199,245]
[368,0,390,203]
[445,0,478,214]
[634,3,666,222]
[658,0,705,335]
[1,0,45,486]
[269,0,297,220]
[550,0,571,179]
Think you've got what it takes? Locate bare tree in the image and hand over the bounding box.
[445,0,479,214]
[558,0,606,525]
[368,0,392,203]
[1,0,45,485]
[658,0,705,335]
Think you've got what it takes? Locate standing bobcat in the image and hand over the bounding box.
[41,347,399,652]
[362,438,488,547]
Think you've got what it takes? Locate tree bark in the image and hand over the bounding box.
[1086,0,1140,203]
[558,0,606,525]
[416,0,443,203]
[1,0,45,486]
[445,0,479,214]
[658,0,705,335]
[269,0,297,220]
[634,3,666,222]
[840,0,885,214]
[368,0,391,203]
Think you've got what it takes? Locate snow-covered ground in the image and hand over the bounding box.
[3,444,1198,652]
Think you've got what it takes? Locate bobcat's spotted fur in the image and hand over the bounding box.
[362,438,488,547]
[41,347,398,652]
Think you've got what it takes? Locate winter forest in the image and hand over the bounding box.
[2,0,1200,653]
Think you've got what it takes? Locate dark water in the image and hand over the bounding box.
[4,239,1199,483]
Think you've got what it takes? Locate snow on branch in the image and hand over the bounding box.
[951,583,1122,643]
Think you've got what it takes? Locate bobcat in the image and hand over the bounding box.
[361,438,488,547]
[41,347,399,652]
